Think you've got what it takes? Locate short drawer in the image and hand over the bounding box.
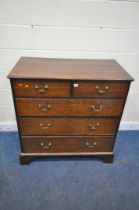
[19,117,119,135]
[21,136,115,153]
[16,98,125,117]
[73,81,129,98]
[12,80,70,97]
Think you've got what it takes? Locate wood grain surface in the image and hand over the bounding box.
[19,117,119,135]
[13,80,70,97]
[21,136,115,153]
[8,57,134,81]
[16,98,125,117]
[73,81,129,98]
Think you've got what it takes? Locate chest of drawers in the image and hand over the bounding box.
[8,57,134,164]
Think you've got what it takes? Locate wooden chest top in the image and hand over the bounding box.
[8,57,134,81]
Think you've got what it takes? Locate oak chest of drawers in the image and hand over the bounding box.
[8,57,134,164]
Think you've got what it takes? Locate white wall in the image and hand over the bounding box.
[0,0,139,129]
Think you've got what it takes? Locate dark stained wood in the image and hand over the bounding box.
[21,136,115,153]
[7,57,134,164]
[16,98,125,117]
[13,80,70,97]
[8,57,134,81]
[20,155,34,165]
[20,152,114,164]
[101,154,114,163]
[10,80,24,152]
[73,81,129,98]
[19,117,119,135]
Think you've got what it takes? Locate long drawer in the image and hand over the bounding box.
[19,117,119,135]
[16,98,125,117]
[21,136,115,153]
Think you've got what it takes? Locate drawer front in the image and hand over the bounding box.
[73,82,129,98]
[16,98,124,117]
[13,80,70,97]
[19,117,119,135]
[21,136,115,153]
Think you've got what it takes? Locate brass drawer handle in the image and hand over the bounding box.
[35,84,48,93]
[90,105,103,112]
[40,142,52,149]
[88,122,100,130]
[38,104,52,112]
[86,142,96,148]
[96,85,109,94]
[39,122,52,129]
